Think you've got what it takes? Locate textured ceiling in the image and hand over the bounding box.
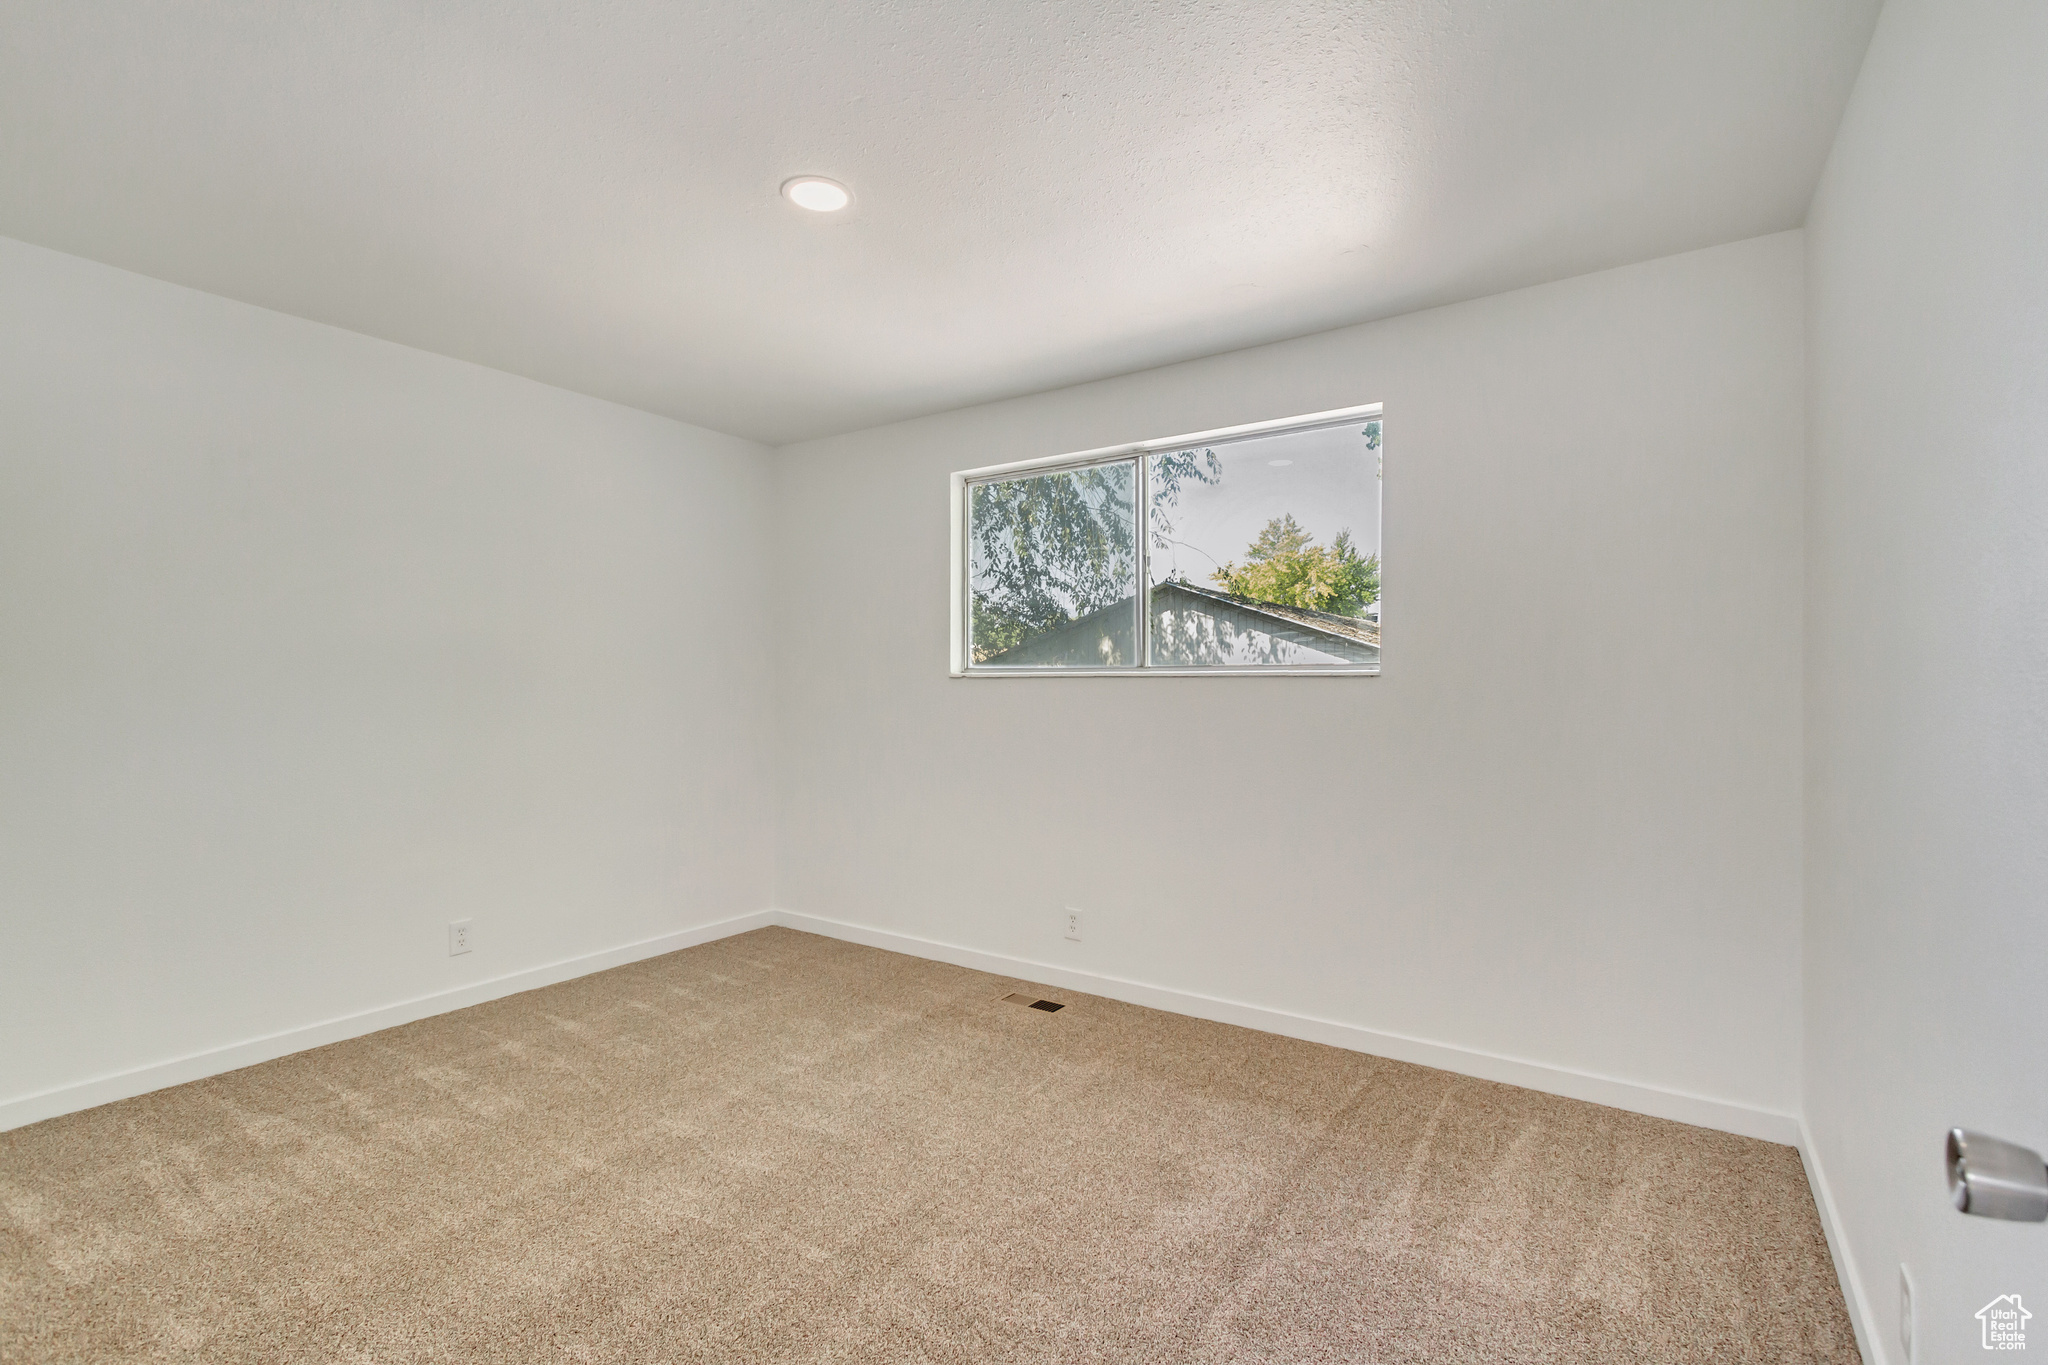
[0,1,1881,444]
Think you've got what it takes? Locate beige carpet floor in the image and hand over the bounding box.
[1,926,1858,1363]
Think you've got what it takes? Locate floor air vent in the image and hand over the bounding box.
[1002,992,1066,1013]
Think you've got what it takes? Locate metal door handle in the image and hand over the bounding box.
[1948,1129,2048,1222]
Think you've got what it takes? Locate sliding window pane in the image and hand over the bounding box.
[968,460,1139,667]
[1146,419,1380,668]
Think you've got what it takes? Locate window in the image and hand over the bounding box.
[951,405,1381,674]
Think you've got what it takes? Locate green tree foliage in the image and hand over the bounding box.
[1211,514,1380,617]
[1146,448,1223,555]
[967,450,1220,662]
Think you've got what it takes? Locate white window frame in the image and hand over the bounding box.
[950,403,1383,677]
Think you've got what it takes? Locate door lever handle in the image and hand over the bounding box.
[1948,1129,2048,1222]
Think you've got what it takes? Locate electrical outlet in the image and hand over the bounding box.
[1064,909,1082,942]
[1898,1263,1914,1363]
[449,919,473,956]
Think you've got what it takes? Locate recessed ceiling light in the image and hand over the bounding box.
[1268,459,1293,467]
[782,176,851,212]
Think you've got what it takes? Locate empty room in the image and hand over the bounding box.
[2,2,2043,1361]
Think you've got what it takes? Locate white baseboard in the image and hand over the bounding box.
[768,910,1802,1147]
[1796,1118,1884,1365]
[0,910,778,1133]
[3,905,1800,1152]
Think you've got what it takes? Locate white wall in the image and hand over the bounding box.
[1804,3,2048,1360]
[773,233,1807,1124]
[0,236,776,1120]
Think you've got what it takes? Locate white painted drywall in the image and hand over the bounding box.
[0,236,775,1113]
[1803,3,2048,1360]
[773,233,1807,1119]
